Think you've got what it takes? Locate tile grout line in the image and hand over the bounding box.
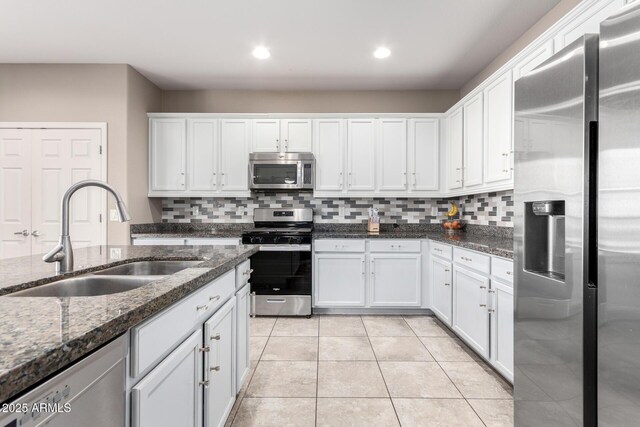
[315,317,320,427]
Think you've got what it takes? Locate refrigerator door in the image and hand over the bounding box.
[598,3,640,425]
[514,34,598,426]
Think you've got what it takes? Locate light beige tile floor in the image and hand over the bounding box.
[229,315,514,426]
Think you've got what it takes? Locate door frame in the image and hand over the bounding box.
[0,122,108,246]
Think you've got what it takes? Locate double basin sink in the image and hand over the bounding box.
[8,260,202,298]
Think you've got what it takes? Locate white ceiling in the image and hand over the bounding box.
[0,0,561,90]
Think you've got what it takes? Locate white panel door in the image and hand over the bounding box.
[187,119,218,192]
[447,108,463,190]
[452,265,490,358]
[205,297,236,427]
[377,118,407,192]
[431,257,453,326]
[463,93,484,188]
[347,119,376,191]
[235,283,251,394]
[512,39,554,81]
[251,119,280,153]
[0,129,32,259]
[131,330,202,427]
[219,119,250,193]
[484,70,513,184]
[314,253,366,307]
[31,129,103,255]
[369,254,421,307]
[150,118,186,191]
[281,119,312,152]
[491,280,514,382]
[553,0,625,51]
[313,119,345,192]
[409,119,439,192]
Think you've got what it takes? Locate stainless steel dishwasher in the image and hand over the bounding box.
[0,334,126,427]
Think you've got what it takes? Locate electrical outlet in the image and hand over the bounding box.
[110,248,122,259]
[237,206,245,216]
[431,207,438,216]
[192,206,199,216]
[109,209,119,221]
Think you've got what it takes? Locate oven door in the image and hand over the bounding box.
[249,245,312,296]
[249,161,303,190]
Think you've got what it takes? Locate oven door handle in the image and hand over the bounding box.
[259,244,311,252]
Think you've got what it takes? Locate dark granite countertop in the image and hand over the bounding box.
[130,223,249,240]
[0,244,258,403]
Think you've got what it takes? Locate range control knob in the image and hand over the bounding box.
[251,236,263,244]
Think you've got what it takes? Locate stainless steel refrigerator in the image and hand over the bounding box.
[514,3,640,426]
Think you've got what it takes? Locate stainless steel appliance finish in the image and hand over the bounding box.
[514,34,598,426]
[252,294,312,316]
[598,4,640,424]
[0,335,127,426]
[249,152,315,190]
[253,207,313,223]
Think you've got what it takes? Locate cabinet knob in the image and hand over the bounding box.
[506,271,512,276]
[209,295,221,302]
[210,366,221,372]
[211,333,221,340]
[199,380,210,387]
[199,346,210,353]
[444,283,450,286]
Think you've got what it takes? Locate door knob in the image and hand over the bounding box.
[31,230,41,237]
[14,230,29,237]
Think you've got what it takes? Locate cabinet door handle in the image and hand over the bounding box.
[412,172,417,187]
[276,139,279,151]
[403,172,407,186]
[199,346,210,353]
[211,334,221,341]
[199,380,210,387]
[13,230,29,236]
[209,295,221,303]
[506,271,512,276]
[31,230,41,237]
[444,282,450,286]
[211,172,217,188]
[243,269,254,276]
[362,259,365,277]
[210,366,221,372]
[196,304,209,311]
[284,139,288,152]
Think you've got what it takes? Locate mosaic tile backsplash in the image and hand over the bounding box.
[161,190,514,227]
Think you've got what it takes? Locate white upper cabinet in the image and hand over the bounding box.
[187,119,217,192]
[408,118,439,192]
[150,118,186,192]
[377,118,407,192]
[347,119,376,192]
[553,0,625,51]
[252,119,312,154]
[281,119,313,152]
[483,70,513,185]
[447,108,464,190]
[463,93,484,188]
[313,119,346,192]
[251,119,280,153]
[219,119,250,193]
[512,39,554,81]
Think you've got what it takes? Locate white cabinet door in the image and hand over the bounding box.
[408,119,439,192]
[314,253,366,307]
[132,330,202,427]
[235,283,251,394]
[377,118,407,192]
[483,70,513,185]
[219,119,250,193]
[446,108,463,190]
[281,119,312,152]
[452,266,490,358]
[150,118,186,191]
[491,280,514,382]
[187,119,218,192]
[369,254,421,307]
[204,297,236,427]
[313,119,345,192]
[512,39,554,81]
[553,0,625,51]
[251,119,280,153]
[431,257,453,326]
[0,129,32,259]
[463,93,484,188]
[347,119,376,191]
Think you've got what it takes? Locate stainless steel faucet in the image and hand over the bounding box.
[43,180,131,273]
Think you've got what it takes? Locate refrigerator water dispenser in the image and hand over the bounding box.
[524,201,566,281]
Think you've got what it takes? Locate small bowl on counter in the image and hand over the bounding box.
[441,219,467,234]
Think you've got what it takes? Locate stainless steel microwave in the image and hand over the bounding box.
[249,152,315,190]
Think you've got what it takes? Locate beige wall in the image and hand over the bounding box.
[0,64,161,245]
[161,89,459,113]
[460,0,582,97]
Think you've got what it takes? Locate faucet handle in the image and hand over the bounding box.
[43,244,65,263]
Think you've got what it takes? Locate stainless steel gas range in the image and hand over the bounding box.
[242,208,313,317]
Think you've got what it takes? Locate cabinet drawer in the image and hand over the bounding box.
[453,248,490,275]
[130,269,235,378]
[314,239,365,252]
[430,241,452,259]
[369,240,421,253]
[235,259,252,289]
[492,257,513,286]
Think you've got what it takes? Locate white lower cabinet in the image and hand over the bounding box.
[131,330,203,427]
[452,265,490,359]
[369,254,421,307]
[314,253,366,307]
[490,280,514,382]
[430,257,453,326]
[235,283,251,394]
[204,298,236,427]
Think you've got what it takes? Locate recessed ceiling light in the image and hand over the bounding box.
[252,46,271,59]
[373,47,391,59]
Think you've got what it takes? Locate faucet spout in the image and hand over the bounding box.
[43,180,131,273]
